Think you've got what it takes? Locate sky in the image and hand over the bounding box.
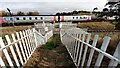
[0,0,108,15]
[108,0,120,2]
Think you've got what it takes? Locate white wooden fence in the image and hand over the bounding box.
[34,23,54,35]
[60,28,120,68]
[44,30,53,42]
[0,28,53,67]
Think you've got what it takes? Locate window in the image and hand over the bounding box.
[4,18,6,20]
[16,18,19,20]
[83,17,87,19]
[23,17,26,20]
[41,17,43,20]
[73,17,74,19]
[80,17,82,19]
[35,17,37,20]
[10,18,13,20]
[29,17,32,20]
[76,17,78,19]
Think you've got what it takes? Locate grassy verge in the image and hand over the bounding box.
[43,34,60,50]
[77,22,115,30]
[77,22,120,49]
[1,26,32,37]
[0,26,32,45]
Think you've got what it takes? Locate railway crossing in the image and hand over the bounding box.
[0,22,120,68]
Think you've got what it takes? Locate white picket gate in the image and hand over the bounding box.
[60,28,120,68]
[0,28,53,67]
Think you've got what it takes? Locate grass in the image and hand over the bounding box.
[77,22,120,48]
[91,32,120,50]
[43,34,60,50]
[77,22,120,55]
[0,26,32,45]
[0,26,32,37]
[77,22,115,30]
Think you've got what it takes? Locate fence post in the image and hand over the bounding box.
[73,34,79,61]
[0,55,5,67]
[25,30,31,55]
[0,38,5,67]
[75,34,82,63]
[0,37,14,66]
[95,36,111,67]
[16,32,27,62]
[28,29,34,52]
[33,28,38,47]
[12,33,24,65]
[31,29,35,51]
[27,29,32,54]
[108,42,120,67]
[77,34,85,67]
[87,35,99,67]
[20,31,29,60]
[71,34,77,57]
[5,35,20,66]
[32,29,36,49]
[46,33,48,42]
[81,33,91,66]
[23,30,30,56]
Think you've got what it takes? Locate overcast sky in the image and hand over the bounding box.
[0,0,108,15]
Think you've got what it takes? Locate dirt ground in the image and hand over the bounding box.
[24,35,76,68]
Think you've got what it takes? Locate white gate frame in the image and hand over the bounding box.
[60,28,120,68]
[0,28,53,67]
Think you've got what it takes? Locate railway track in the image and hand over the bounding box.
[87,29,120,32]
[1,23,34,27]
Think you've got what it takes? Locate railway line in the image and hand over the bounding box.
[0,15,116,25]
[87,29,120,32]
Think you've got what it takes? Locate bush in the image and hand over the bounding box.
[115,21,120,30]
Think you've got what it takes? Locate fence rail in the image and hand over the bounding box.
[60,28,120,68]
[0,28,53,67]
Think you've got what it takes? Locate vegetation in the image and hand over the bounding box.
[27,11,39,15]
[56,10,101,15]
[77,22,115,30]
[0,26,32,45]
[16,11,39,16]
[102,1,120,30]
[0,11,9,16]
[77,22,120,49]
[0,11,40,16]
[17,11,25,16]
[44,35,60,50]
[0,26,32,42]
